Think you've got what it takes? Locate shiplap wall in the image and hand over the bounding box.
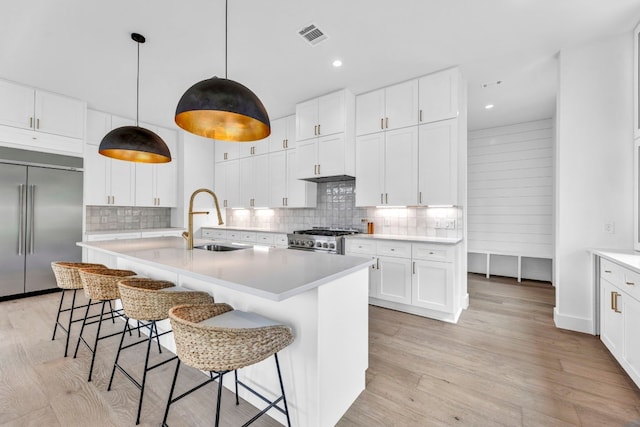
[467,119,553,280]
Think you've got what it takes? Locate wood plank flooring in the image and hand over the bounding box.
[1,274,640,426]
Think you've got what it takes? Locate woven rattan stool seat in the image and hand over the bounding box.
[50,262,106,357]
[78,268,137,301]
[163,303,294,426]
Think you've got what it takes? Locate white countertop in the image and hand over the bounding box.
[78,237,373,301]
[202,226,290,233]
[345,234,462,244]
[592,249,640,274]
[85,227,185,235]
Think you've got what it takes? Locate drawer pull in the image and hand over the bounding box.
[604,270,612,273]
[429,251,434,255]
[626,281,635,286]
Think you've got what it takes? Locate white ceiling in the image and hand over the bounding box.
[2,0,639,132]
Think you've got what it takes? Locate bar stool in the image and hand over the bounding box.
[163,303,294,427]
[74,267,137,382]
[110,278,214,425]
[50,262,105,357]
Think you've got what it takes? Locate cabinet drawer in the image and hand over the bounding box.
[346,239,377,255]
[601,258,640,303]
[274,234,288,247]
[239,231,257,242]
[412,243,454,262]
[256,233,275,245]
[227,230,242,241]
[202,229,227,240]
[377,241,411,258]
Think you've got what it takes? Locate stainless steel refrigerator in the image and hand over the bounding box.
[0,154,83,298]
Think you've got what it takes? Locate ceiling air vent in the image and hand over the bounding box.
[298,23,328,46]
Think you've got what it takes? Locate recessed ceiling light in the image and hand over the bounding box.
[332,59,343,67]
[485,104,494,109]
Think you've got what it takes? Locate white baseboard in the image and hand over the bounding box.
[553,307,595,335]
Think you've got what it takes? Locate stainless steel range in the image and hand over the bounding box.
[287,228,359,254]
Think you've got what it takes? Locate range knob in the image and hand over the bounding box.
[306,240,314,247]
[316,242,322,248]
[322,242,328,248]
[329,243,335,249]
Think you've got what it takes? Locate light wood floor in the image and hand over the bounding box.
[1,274,640,426]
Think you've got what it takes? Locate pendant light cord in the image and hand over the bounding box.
[136,38,140,126]
[225,0,228,79]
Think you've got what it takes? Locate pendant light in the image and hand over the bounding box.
[174,0,270,142]
[99,33,172,163]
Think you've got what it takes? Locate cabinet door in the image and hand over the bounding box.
[418,68,459,123]
[83,147,109,205]
[624,294,640,383]
[239,156,254,208]
[269,117,288,152]
[86,109,111,146]
[412,259,454,312]
[385,127,418,206]
[269,151,287,207]
[286,149,316,208]
[418,119,458,205]
[378,256,412,304]
[35,90,84,139]
[0,80,34,130]
[296,98,318,141]
[356,89,385,136]
[634,21,640,139]
[238,139,268,157]
[317,133,345,177]
[355,133,385,206]
[296,139,318,180]
[110,158,135,206]
[225,160,241,208]
[135,162,155,206]
[214,163,227,208]
[385,80,419,131]
[284,114,297,150]
[154,127,178,207]
[215,140,240,162]
[601,279,624,356]
[318,91,345,137]
[252,154,270,207]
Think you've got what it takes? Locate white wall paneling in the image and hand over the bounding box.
[467,119,553,281]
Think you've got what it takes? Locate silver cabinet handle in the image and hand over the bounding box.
[36,118,40,129]
[386,117,389,129]
[380,118,384,130]
[419,191,422,204]
[376,258,380,270]
[604,270,612,273]
[318,124,321,135]
[419,110,423,122]
[386,193,388,204]
[381,193,384,204]
[626,281,635,286]
[17,184,25,255]
[28,185,35,254]
[314,125,318,136]
[317,164,320,175]
[413,261,416,274]
[29,117,33,129]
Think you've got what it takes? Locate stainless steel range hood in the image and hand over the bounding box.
[299,174,355,183]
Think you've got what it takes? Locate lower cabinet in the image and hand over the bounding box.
[346,237,464,323]
[201,228,288,248]
[599,256,640,388]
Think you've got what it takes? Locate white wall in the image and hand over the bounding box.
[177,132,216,233]
[555,32,634,334]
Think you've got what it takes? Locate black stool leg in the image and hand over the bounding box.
[135,320,156,425]
[87,301,107,382]
[52,289,66,341]
[108,319,130,391]
[73,298,92,358]
[63,289,78,357]
[153,321,162,354]
[274,353,291,427]
[235,370,239,405]
[162,360,181,427]
[215,371,226,427]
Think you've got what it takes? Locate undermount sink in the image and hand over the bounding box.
[194,244,249,252]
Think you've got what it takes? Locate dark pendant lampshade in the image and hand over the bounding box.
[98,32,172,164]
[175,76,270,141]
[99,126,171,163]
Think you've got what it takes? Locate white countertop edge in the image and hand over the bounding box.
[85,227,185,235]
[591,248,640,275]
[202,226,290,234]
[344,234,462,244]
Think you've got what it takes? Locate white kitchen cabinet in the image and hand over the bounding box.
[86,109,111,145]
[84,144,135,206]
[269,115,296,152]
[0,79,85,155]
[356,127,418,206]
[624,293,640,383]
[135,126,178,207]
[418,67,461,124]
[412,259,454,312]
[215,140,240,162]
[377,256,412,304]
[269,149,317,208]
[202,228,227,240]
[296,90,356,181]
[356,79,419,136]
[634,21,640,140]
[214,159,240,208]
[238,137,269,158]
[239,154,269,208]
[418,119,458,206]
[345,239,378,296]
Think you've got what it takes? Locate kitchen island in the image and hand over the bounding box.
[78,237,372,427]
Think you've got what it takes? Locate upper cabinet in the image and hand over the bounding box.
[296,89,356,180]
[634,21,640,140]
[418,68,461,124]
[356,80,419,136]
[135,125,178,207]
[238,136,269,158]
[0,79,85,155]
[215,140,239,162]
[269,115,296,152]
[418,119,459,206]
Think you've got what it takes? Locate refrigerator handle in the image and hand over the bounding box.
[29,184,35,254]
[18,184,25,255]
